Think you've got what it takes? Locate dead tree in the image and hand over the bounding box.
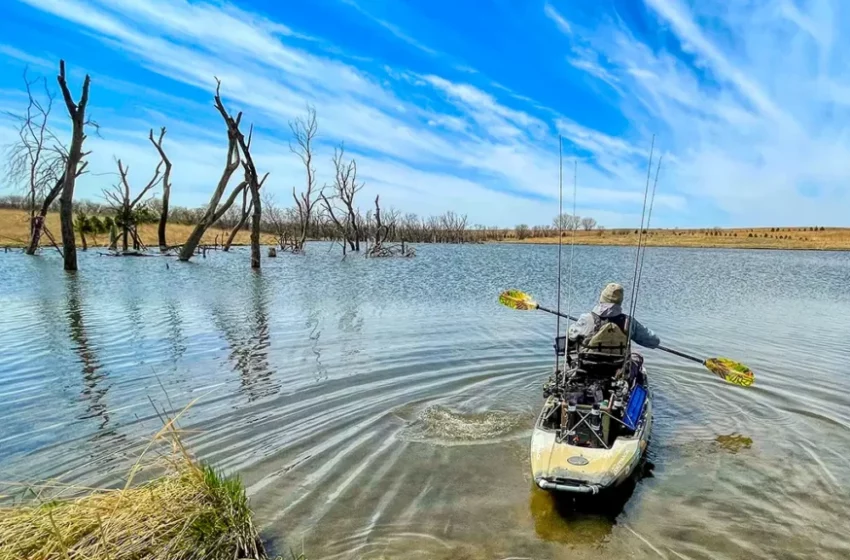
[289,105,322,252]
[211,82,267,269]
[223,188,250,252]
[223,165,269,252]
[2,69,69,255]
[366,195,414,257]
[262,192,300,249]
[581,217,597,230]
[148,127,172,251]
[103,157,163,252]
[57,60,92,271]
[178,82,247,262]
[319,144,363,254]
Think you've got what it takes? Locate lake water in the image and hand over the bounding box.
[2,244,850,559]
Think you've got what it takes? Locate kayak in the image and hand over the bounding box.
[530,359,651,495]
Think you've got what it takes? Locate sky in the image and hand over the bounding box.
[0,0,848,228]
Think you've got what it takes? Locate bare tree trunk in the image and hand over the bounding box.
[57,60,91,272]
[80,231,87,251]
[374,195,383,247]
[212,100,265,268]
[224,189,251,252]
[250,191,262,269]
[223,201,250,252]
[290,106,320,253]
[180,226,208,261]
[25,176,63,255]
[150,128,172,251]
[178,147,242,261]
[158,192,169,249]
[179,82,246,262]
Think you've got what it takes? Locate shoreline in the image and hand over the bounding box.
[496,238,850,252]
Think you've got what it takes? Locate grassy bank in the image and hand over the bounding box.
[0,411,279,560]
[0,209,277,248]
[3,208,848,251]
[502,226,850,251]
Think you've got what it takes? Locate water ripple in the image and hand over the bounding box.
[1,245,849,559]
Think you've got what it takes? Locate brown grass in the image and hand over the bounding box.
[0,402,270,560]
[0,209,277,249]
[502,227,850,251]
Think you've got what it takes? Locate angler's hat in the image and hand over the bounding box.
[600,283,624,305]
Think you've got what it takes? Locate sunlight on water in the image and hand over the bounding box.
[1,243,850,559]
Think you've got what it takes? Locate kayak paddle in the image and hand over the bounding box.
[498,289,755,387]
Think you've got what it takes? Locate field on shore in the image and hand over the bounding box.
[503,226,850,251]
[2,208,849,251]
[0,209,277,248]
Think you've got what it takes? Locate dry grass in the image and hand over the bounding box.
[503,227,850,251]
[0,209,277,249]
[0,404,270,560]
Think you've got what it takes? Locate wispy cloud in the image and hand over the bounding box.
[0,44,54,69]
[339,0,439,56]
[544,0,850,225]
[4,0,844,227]
[3,0,674,227]
[544,2,572,35]
[567,47,621,93]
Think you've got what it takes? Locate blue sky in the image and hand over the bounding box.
[1,0,847,228]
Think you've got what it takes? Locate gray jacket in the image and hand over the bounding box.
[567,303,660,349]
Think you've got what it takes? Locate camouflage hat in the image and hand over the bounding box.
[600,283,624,305]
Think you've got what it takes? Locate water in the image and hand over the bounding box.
[1,244,850,559]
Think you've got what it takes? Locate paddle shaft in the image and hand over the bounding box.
[537,305,578,322]
[656,344,704,365]
[535,305,706,365]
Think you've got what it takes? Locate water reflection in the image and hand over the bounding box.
[529,466,647,546]
[211,275,277,402]
[3,245,850,559]
[165,298,187,363]
[64,275,109,429]
[307,309,328,383]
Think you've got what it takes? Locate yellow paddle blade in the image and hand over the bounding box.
[704,358,755,387]
[498,290,540,311]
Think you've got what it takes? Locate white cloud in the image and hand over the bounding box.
[553,0,850,226]
[9,0,658,227]
[0,44,54,69]
[14,0,844,228]
[544,2,572,35]
[339,0,439,56]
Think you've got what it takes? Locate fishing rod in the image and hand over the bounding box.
[627,135,655,342]
[630,153,663,334]
[498,289,755,387]
[562,158,578,372]
[554,135,564,372]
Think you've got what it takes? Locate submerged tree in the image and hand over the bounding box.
[212,82,267,269]
[179,83,246,262]
[104,155,164,252]
[320,144,363,255]
[3,69,72,255]
[223,189,250,253]
[288,105,322,253]
[148,127,172,251]
[366,195,413,257]
[179,80,265,267]
[57,60,92,271]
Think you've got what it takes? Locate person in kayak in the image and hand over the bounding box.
[567,283,659,377]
